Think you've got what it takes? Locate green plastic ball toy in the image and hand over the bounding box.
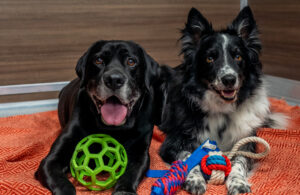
[70,134,128,191]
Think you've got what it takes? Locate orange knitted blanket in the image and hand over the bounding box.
[0,98,299,194]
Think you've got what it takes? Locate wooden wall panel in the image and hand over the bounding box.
[251,0,300,81]
[0,0,239,86]
[0,92,59,103]
[0,0,299,102]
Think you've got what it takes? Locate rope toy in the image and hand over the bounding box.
[151,160,188,195]
[146,136,270,195]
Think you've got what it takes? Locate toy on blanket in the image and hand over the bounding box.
[70,134,128,191]
[146,136,270,195]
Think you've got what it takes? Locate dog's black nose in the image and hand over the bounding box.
[103,72,126,90]
[221,74,236,87]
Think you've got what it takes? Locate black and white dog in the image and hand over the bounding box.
[158,7,287,195]
[35,40,160,195]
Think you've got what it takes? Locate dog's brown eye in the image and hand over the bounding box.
[206,56,214,63]
[95,57,104,65]
[127,58,136,66]
[235,55,242,61]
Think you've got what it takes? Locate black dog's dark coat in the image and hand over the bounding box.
[35,40,160,195]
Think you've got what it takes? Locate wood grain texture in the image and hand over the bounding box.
[0,92,59,103]
[251,0,300,81]
[0,0,239,86]
[0,0,299,103]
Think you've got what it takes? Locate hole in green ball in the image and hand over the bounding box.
[102,154,110,165]
[103,152,116,167]
[83,175,92,183]
[88,142,103,154]
[115,165,123,177]
[88,158,99,170]
[96,170,111,182]
[106,141,116,148]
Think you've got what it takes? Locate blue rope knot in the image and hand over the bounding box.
[201,154,231,180]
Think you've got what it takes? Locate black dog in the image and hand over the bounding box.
[35,40,160,195]
[158,7,287,195]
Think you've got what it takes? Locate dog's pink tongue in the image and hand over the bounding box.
[101,101,127,126]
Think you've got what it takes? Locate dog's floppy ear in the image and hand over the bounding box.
[142,49,159,96]
[75,52,88,82]
[180,7,212,58]
[229,6,261,54]
[75,42,99,87]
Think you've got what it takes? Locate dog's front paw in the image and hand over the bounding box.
[183,177,206,195]
[183,165,206,195]
[227,178,251,195]
[112,191,137,195]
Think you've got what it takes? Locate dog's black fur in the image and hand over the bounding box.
[158,7,286,195]
[35,40,160,195]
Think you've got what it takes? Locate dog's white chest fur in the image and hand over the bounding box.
[198,86,270,151]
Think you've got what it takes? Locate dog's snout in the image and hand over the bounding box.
[221,74,236,88]
[103,72,126,90]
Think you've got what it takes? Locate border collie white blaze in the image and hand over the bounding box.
[158,7,287,195]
